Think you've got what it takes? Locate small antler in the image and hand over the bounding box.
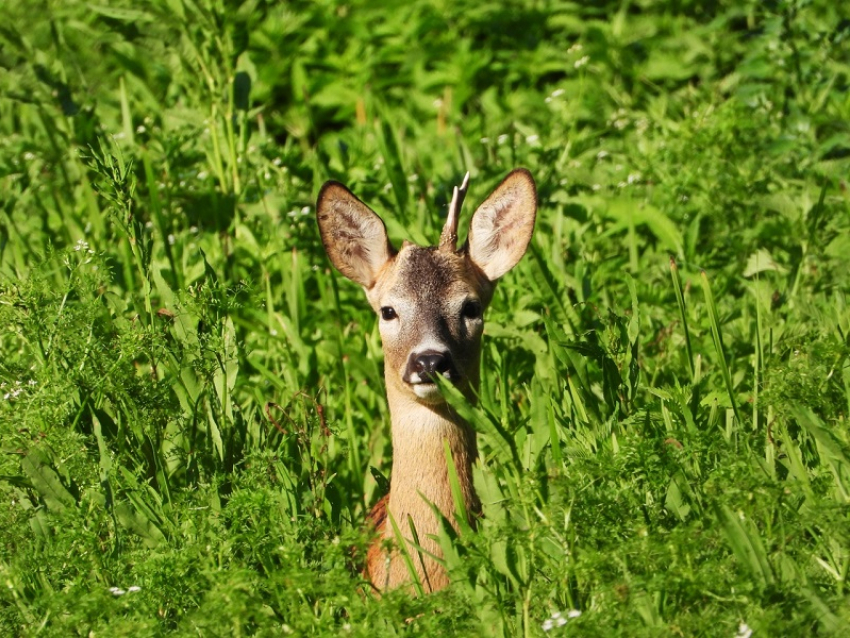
[439,171,470,252]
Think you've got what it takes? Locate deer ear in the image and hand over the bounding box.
[466,169,537,281]
[316,182,395,288]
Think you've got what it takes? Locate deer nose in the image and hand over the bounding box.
[406,350,455,383]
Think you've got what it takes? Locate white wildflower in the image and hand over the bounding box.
[136,125,146,134]
[542,610,579,632]
[596,150,609,160]
[497,134,509,145]
[526,134,539,144]
[128,586,141,593]
[736,623,753,638]
[567,43,583,54]
[574,55,589,69]
[109,587,126,596]
[300,206,311,216]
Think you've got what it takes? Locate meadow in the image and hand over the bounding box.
[1,0,849,635]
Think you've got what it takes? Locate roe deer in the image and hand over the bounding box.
[316,169,536,592]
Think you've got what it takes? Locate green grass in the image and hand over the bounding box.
[2,0,850,635]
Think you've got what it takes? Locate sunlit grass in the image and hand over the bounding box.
[2,0,850,635]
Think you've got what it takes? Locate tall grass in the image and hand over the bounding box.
[2,0,849,635]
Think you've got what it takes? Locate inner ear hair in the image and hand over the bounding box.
[316,182,395,287]
[466,169,537,281]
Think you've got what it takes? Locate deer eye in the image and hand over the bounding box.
[461,300,482,320]
[380,307,397,321]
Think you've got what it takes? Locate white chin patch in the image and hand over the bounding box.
[412,383,442,402]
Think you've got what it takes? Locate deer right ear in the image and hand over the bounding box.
[466,169,537,281]
[316,181,395,288]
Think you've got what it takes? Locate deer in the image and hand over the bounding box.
[316,168,536,593]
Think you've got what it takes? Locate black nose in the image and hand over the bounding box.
[408,350,454,382]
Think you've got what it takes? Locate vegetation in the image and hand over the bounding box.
[1,0,849,635]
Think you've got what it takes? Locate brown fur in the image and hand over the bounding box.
[316,169,536,593]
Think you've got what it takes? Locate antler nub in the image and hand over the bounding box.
[439,171,470,252]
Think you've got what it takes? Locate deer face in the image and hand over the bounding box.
[364,244,494,403]
[316,169,536,406]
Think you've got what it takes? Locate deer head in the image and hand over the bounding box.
[316,169,536,407]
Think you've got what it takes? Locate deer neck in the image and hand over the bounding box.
[384,389,479,534]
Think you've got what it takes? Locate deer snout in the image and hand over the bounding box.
[403,350,457,384]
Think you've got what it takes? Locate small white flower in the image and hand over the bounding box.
[433,98,443,108]
[567,43,583,54]
[480,137,490,143]
[574,55,589,69]
[24,152,36,161]
[74,239,90,252]
[273,157,282,166]
[596,150,608,160]
[551,89,565,98]
[542,610,579,632]
[136,125,146,134]
[127,586,141,593]
[109,587,126,596]
[497,134,509,145]
[736,623,753,638]
[197,171,209,180]
[167,234,175,246]
[592,184,601,191]
[526,134,539,144]
[300,206,311,215]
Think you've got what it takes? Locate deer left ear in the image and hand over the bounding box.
[316,181,396,288]
[466,169,537,281]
